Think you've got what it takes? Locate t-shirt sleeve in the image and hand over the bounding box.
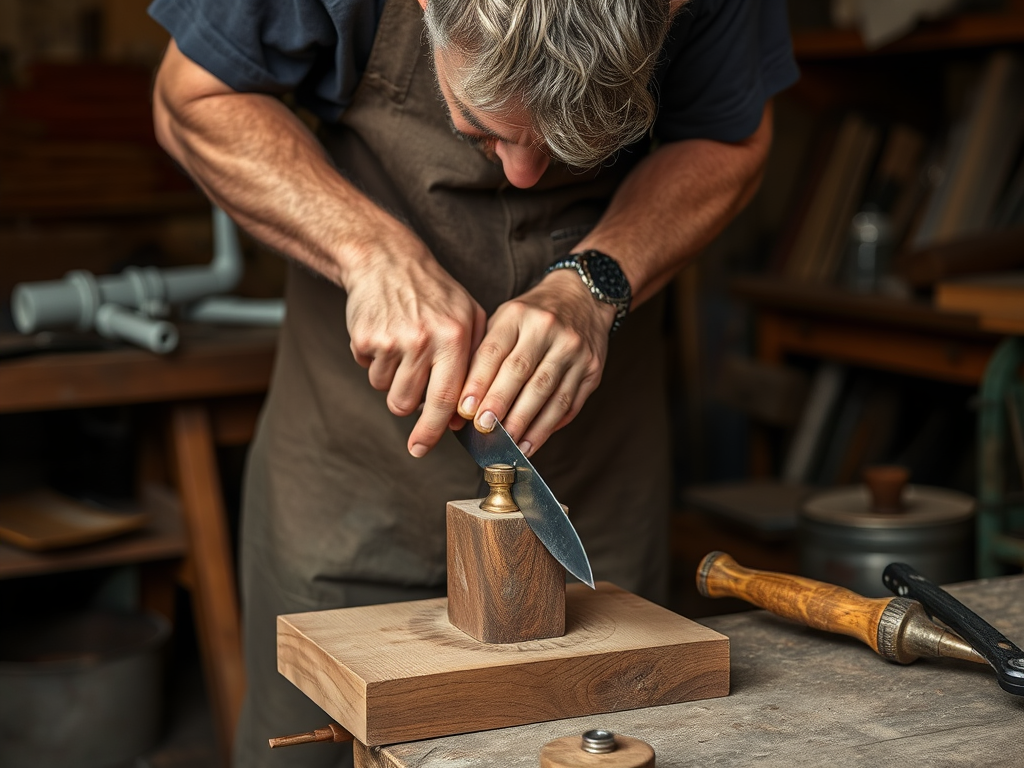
[653,0,799,143]
[148,0,379,121]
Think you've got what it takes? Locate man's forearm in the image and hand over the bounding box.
[153,41,403,288]
[574,102,774,307]
[153,41,489,458]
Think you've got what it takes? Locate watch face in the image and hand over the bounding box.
[581,252,630,302]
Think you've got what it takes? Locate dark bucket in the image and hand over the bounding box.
[0,610,171,768]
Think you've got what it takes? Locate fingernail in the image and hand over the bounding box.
[519,440,532,457]
[459,396,478,418]
[410,443,428,458]
[478,411,496,431]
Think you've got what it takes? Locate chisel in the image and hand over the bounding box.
[696,551,983,665]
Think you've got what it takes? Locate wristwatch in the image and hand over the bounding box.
[546,250,632,334]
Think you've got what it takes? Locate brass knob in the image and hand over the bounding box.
[480,464,519,514]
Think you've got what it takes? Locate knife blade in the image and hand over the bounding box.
[454,420,595,588]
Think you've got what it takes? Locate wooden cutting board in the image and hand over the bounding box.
[278,582,729,746]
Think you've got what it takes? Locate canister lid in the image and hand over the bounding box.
[801,484,975,529]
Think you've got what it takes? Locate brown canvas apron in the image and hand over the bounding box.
[236,0,671,762]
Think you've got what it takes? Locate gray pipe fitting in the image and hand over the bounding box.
[95,304,179,354]
[184,296,284,326]
[9,206,246,352]
[12,270,102,333]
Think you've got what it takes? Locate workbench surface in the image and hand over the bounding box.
[356,575,1024,767]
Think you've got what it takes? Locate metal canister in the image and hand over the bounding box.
[799,466,975,597]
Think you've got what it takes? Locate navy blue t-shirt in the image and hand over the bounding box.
[149,0,798,144]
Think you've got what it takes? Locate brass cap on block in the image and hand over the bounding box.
[481,464,519,514]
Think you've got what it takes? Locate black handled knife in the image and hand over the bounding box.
[883,562,1024,696]
[454,420,594,588]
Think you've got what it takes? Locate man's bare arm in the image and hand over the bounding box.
[578,102,774,306]
[459,103,774,455]
[154,41,486,457]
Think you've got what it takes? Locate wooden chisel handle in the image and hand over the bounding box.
[696,551,894,655]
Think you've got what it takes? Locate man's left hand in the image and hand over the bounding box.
[452,101,774,459]
[454,268,616,457]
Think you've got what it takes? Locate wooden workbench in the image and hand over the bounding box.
[0,326,277,764]
[356,574,1024,767]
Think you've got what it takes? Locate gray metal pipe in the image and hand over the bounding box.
[183,296,284,326]
[11,207,243,336]
[95,304,180,354]
[160,207,243,304]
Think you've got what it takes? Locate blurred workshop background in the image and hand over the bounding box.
[1,1,1024,766]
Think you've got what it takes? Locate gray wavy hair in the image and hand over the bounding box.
[423,0,672,169]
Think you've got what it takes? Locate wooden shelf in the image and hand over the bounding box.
[0,485,185,580]
[733,276,1002,385]
[793,1,1024,60]
[732,275,990,337]
[0,326,277,413]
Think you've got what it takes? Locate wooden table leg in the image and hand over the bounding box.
[170,402,245,766]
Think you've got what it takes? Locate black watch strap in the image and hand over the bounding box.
[546,250,632,334]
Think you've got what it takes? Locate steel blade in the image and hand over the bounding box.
[454,420,595,588]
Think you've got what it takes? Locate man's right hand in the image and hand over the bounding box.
[343,223,486,458]
[153,40,486,458]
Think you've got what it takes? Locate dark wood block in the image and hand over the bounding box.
[446,498,565,643]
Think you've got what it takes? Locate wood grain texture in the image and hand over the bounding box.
[278,582,729,746]
[539,735,655,768]
[447,499,565,643]
[698,551,890,654]
[359,575,1024,768]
